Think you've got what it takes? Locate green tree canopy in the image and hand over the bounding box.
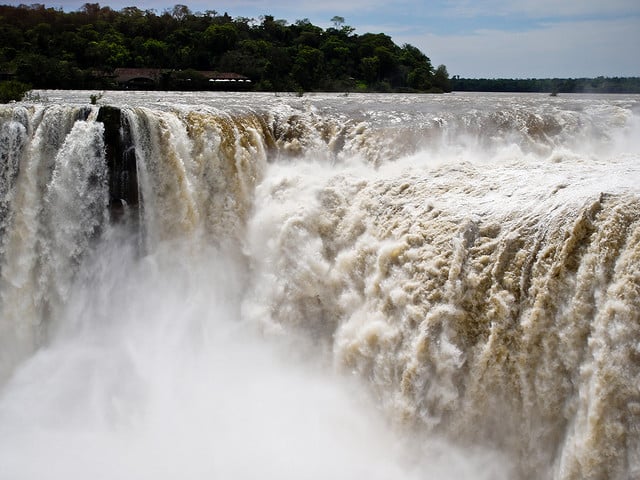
[0,3,451,93]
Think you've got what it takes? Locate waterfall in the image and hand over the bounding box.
[0,91,638,479]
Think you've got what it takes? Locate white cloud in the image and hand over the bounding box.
[395,17,640,78]
[442,0,640,18]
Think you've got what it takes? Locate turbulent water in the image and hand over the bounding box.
[0,91,639,479]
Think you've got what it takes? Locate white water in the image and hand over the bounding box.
[0,91,639,479]
[0,234,512,479]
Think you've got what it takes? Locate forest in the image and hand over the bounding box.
[0,3,451,98]
[451,76,640,94]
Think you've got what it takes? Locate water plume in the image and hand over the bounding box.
[0,231,511,480]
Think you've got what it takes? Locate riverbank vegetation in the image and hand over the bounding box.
[0,3,451,94]
[451,76,640,94]
[0,79,30,103]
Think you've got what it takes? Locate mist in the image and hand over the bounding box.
[0,228,511,480]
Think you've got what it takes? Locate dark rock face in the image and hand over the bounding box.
[97,106,138,223]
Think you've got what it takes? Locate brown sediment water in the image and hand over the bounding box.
[0,91,638,479]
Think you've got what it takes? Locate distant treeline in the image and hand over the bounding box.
[451,77,640,94]
[0,3,451,93]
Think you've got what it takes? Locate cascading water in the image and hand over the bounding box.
[0,91,638,480]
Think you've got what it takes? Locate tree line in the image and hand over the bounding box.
[450,76,640,94]
[0,3,451,96]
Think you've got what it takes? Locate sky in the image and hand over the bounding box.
[8,0,640,78]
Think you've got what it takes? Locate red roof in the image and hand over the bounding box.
[114,68,164,83]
